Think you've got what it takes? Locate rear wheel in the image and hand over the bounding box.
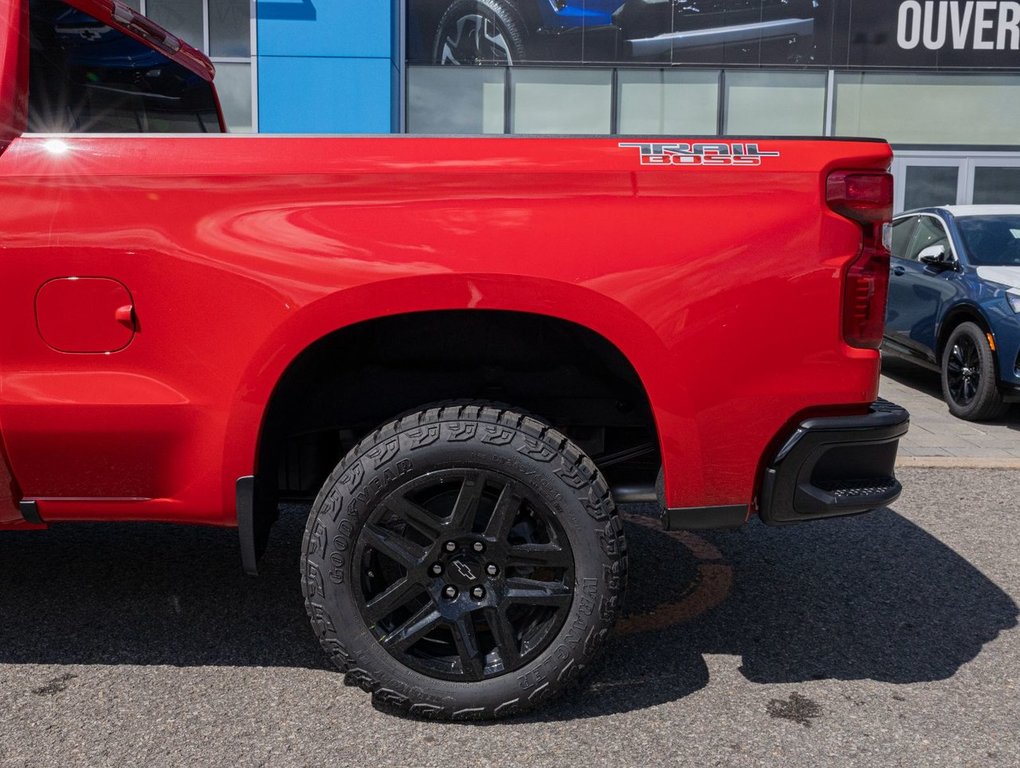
[301,404,625,719]
[941,322,1008,421]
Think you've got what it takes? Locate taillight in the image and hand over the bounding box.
[827,171,894,350]
[826,172,893,224]
[842,248,890,349]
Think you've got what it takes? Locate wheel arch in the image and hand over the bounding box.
[936,304,995,366]
[224,274,675,552]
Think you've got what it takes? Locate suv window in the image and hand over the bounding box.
[906,216,951,262]
[27,0,221,133]
[891,216,917,260]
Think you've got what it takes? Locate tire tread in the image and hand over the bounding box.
[300,403,625,720]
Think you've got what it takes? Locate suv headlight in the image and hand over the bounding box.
[1008,290,1020,314]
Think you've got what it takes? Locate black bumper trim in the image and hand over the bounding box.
[237,476,258,576]
[759,399,909,525]
[18,500,42,524]
[661,504,747,531]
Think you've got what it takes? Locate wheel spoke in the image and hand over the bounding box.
[451,614,486,680]
[364,577,422,624]
[449,472,485,532]
[484,607,521,670]
[352,445,580,684]
[964,379,976,402]
[505,577,572,608]
[386,494,443,541]
[484,481,523,542]
[381,603,443,651]
[506,543,571,570]
[361,524,428,571]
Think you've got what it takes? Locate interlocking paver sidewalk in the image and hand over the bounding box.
[880,356,1020,467]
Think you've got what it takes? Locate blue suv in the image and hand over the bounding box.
[884,206,1020,420]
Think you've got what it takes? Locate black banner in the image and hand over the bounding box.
[406,1,1020,70]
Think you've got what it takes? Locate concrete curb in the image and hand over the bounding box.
[896,456,1020,470]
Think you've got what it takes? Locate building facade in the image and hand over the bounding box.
[130,0,1020,211]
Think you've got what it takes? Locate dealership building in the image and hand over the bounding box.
[122,0,1020,212]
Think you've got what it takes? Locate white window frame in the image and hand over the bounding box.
[894,151,1020,211]
[134,0,258,132]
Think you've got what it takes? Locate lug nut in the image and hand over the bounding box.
[471,586,486,600]
[472,541,485,553]
[486,564,498,577]
[430,563,443,576]
[444,541,457,553]
[443,585,458,599]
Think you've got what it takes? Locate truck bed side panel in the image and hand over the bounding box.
[0,135,890,524]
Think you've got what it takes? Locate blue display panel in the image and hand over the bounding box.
[258,56,395,134]
[256,0,400,133]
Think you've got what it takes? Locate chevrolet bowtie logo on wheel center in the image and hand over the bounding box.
[452,560,476,582]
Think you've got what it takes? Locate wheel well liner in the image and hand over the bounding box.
[252,309,660,551]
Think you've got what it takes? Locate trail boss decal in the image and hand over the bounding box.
[619,142,781,167]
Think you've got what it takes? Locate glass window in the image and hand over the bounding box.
[957,215,1020,266]
[132,0,255,131]
[209,0,250,57]
[407,67,505,134]
[903,166,959,210]
[146,0,204,52]
[973,167,1020,206]
[617,70,719,135]
[28,0,221,133]
[891,217,917,260]
[835,73,1020,145]
[907,216,950,262]
[511,69,612,135]
[724,71,826,136]
[213,62,253,132]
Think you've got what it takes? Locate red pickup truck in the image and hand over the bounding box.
[1,0,907,719]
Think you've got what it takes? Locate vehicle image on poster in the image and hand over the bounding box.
[418,0,819,64]
[884,205,1020,421]
[1,0,907,720]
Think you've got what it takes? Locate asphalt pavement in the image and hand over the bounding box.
[1,364,1018,767]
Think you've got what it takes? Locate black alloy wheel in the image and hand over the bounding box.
[354,468,575,682]
[301,404,626,719]
[433,0,526,65]
[941,321,1009,421]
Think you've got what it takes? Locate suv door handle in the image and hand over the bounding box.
[892,266,906,276]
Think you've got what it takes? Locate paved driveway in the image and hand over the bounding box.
[881,356,1020,466]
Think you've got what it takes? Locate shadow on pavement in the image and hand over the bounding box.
[881,355,1020,429]
[546,504,1018,719]
[0,502,1015,720]
[881,356,944,400]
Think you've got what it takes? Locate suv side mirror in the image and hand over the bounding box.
[918,244,953,269]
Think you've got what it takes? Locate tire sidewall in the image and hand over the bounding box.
[432,0,526,65]
[302,410,622,717]
[941,322,1002,420]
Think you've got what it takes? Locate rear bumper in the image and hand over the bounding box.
[759,399,909,525]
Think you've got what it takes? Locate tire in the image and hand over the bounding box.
[301,403,625,719]
[433,0,526,65]
[940,322,1009,421]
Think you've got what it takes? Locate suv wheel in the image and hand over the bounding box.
[941,321,1009,421]
[433,0,526,64]
[301,404,626,719]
